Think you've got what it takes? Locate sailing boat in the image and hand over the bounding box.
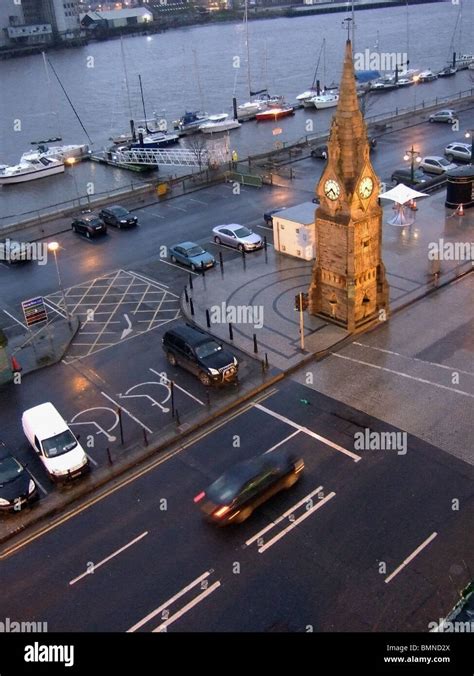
[438,2,473,74]
[130,75,179,148]
[296,40,327,106]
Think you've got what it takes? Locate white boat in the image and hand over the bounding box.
[455,54,474,70]
[296,89,319,102]
[418,70,438,82]
[236,101,263,118]
[469,63,474,71]
[309,92,339,109]
[199,118,241,134]
[21,143,89,163]
[0,156,64,185]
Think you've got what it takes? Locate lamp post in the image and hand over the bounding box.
[403,145,422,184]
[48,242,70,324]
[66,157,80,206]
[464,130,474,164]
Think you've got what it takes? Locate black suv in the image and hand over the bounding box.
[194,449,305,525]
[71,211,107,239]
[162,324,238,386]
[99,205,138,229]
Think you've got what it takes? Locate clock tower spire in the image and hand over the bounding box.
[308,40,389,331]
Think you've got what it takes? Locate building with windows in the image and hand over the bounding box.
[0,0,81,48]
[80,7,154,29]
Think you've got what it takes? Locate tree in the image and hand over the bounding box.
[187,135,208,172]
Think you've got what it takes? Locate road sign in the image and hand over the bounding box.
[22,296,47,327]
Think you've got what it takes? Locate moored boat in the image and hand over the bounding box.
[309,92,339,109]
[418,70,438,82]
[199,116,241,133]
[0,156,64,185]
[438,65,457,77]
[256,106,294,121]
[173,111,209,132]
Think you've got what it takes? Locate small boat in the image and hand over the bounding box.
[129,131,180,149]
[296,89,319,102]
[199,118,241,134]
[21,143,89,163]
[418,70,438,82]
[438,65,457,77]
[256,106,294,121]
[455,54,474,70]
[236,101,263,119]
[468,63,474,71]
[370,77,399,92]
[396,77,412,87]
[0,156,64,185]
[309,92,339,109]
[173,111,209,132]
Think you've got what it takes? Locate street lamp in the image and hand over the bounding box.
[464,130,474,164]
[66,157,80,205]
[403,145,422,184]
[47,242,70,324]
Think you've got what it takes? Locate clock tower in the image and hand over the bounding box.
[308,40,389,331]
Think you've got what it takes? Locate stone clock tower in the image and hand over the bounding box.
[308,40,389,331]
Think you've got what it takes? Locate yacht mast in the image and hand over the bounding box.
[120,36,133,123]
[245,0,252,98]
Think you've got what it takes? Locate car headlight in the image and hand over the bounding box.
[0,497,10,506]
[233,357,238,366]
[51,469,64,476]
[28,479,36,494]
[120,219,127,224]
[208,368,220,376]
[81,455,88,466]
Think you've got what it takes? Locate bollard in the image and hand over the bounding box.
[175,408,181,426]
[261,360,266,375]
[264,236,268,251]
[143,428,149,447]
[253,333,258,354]
[117,407,124,445]
[201,260,205,277]
[170,380,175,418]
[184,286,189,303]
[229,322,233,340]
[219,251,224,272]
[190,298,195,316]
[189,273,193,290]
[206,308,211,328]
[106,447,113,465]
[265,352,269,370]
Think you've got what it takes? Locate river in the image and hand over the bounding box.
[0,0,473,222]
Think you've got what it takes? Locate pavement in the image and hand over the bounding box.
[182,190,474,371]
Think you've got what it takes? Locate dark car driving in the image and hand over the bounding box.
[71,211,107,239]
[194,449,304,525]
[0,447,38,512]
[99,205,138,228]
[311,138,376,160]
[162,324,238,386]
[391,168,428,186]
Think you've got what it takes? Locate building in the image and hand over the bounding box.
[272,202,316,261]
[81,7,154,29]
[307,39,389,331]
[0,0,80,48]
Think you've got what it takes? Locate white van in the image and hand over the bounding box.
[21,403,89,482]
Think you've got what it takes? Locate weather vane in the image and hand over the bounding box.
[341,17,355,42]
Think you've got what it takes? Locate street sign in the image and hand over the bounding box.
[22,297,47,327]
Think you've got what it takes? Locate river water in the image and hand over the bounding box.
[0,0,473,221]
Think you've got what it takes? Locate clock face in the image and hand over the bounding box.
[359,176,374,199]
[324,179,340,201]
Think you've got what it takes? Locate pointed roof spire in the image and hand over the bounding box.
[327,39,370,194]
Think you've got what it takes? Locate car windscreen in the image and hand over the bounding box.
[207,473,245,504]
[0,456,23,484]
[87,218,102,226]
[111,207,128,217]
[234,227,252,238]
[42,430,78,458]
[195,340,222,359]
[438,158,450,166]
[187,246,205,257]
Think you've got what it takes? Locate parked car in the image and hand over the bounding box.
[162,324,238,386]
[169,241,215,271]
[428,109,458,124]
[194,449,305,525]
[311,138,376,160]
[263,207,286,225]
[390,168,428,186]
[21,403,90,483]
[419,156,457,175]
[0,446,38,512]
[0,239,32,264]
[99,205,138,228]
[71,211,107,239]
[212,224,262,252]
[444,142,472,163]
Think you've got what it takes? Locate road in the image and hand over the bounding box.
[0,379,472,632]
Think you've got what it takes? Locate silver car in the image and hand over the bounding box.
[212,224,263,252]
[444,142,472,163]
[428,109,458,124]
[419,156,457,175]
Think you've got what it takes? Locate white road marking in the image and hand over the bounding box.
[258,492,336,553]
[153,581,221,632]
[86,273,136,356]
[159,259,198,274]
[149,368,205,406]
[264,430,301,453]
[245,485,323,547]
[121,313,133,339]
[353,342,474,378]
[42,299,67,318]
[120,381,171,414]
[100,392,153,434]
[147,211,165,219]
[163,204,187,212]
[69,407,119,443]
[385,532,438,584]
[132,283,151,316]
[127,270,171,291]
[254,403,361,462]
[187,197,208,205]
[127,570,211,632]
[26,469,48,496]
[331,353,474,399]
[69,531,148,586]
[85,453,98,467]
[2,309,27,329]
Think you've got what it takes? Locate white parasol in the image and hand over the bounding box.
[379,184,428,226]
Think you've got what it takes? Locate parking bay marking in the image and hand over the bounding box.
[26,469,48,496]
[153,580,221,632]
[100,392,153,434]
[69,531,148,586]
[128,569,215,632]
[159,259,198,275]
[149,368,205,406]
[384,532,438,584]
[119,381,171,414]
[253,403,361,462]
